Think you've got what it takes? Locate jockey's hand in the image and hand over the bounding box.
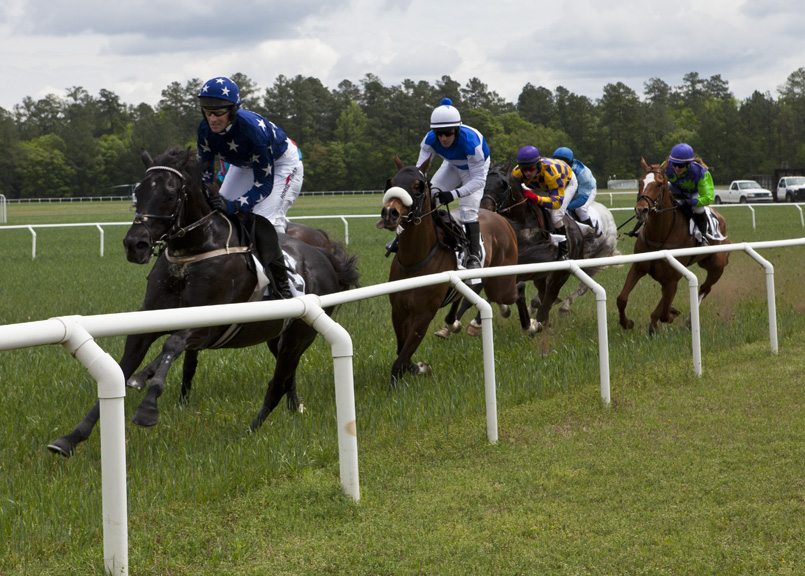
[209,195,235,215]
[688,198,699,208]
[522,188,543,204]
[433,190,458,206]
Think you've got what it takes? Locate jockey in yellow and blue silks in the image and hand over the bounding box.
[553,147,598,233]
[663,143,714,246]
[416,98,490,270]
[196,76,300,299]
[512,146,578,260]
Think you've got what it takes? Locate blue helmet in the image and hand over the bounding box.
[516,145,541,167]
[198,77,241,109]
[553,147,574,165]
[669,143,695,163]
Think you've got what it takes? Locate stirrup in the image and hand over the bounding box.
[466,255,482,270]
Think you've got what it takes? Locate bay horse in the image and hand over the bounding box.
[616,158,729,334]
[48,147,359,456]
[376,154,522,388]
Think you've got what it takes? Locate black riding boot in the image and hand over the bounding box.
[465,221,482,270]
[692,212,708,246]
[555,226,568,260]
[247,214,294,299]
[579,217,599,236]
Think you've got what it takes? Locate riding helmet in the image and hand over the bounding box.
[516,145,541,168]
[430,98,462,130]
[198,77,241,109]
[553,146,574,165]
[669,143,695,163]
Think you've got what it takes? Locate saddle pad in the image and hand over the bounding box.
[455,236,487,271]
[687,208,727,242]
[251,251,306,300]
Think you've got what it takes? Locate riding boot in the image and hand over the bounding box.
[580,217,599,236]
[692,212,709,246]
[555,226,568,260]
[384,236,399,257]
[464,221,482,270]
[246,213,294,299]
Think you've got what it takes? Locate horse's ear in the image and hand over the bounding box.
[393,153,404,170]
[141,148,154,168]
[418,154,432,176]
[640,157,649,171]
[504,160,511,174]
[383,178,392,192]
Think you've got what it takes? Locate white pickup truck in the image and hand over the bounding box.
[713,180,774,204]
[775,176,805,202]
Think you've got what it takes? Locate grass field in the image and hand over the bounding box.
[1,196,805,575]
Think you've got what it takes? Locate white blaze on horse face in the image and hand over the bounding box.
[382,186,413,207]
[643,172,657,188]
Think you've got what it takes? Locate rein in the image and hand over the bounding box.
[396,179,452,272]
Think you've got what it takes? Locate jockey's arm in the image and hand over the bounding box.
[454,155,487,198]
[695,171,715,207]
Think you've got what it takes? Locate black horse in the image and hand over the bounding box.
[48,148,360,456]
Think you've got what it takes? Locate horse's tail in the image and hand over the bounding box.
[324,240,361,291]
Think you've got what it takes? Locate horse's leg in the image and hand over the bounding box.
[698,253,729,302]
[47,332,163,457]
[650,277,681,334]
[250,322,318,432]
[434,299,463,339]
[535,270,571,329]
[131,333,189,428]
[179,349,200,405]
[391,308,435,389]
[617,264,648,330]
[511,281,539,334]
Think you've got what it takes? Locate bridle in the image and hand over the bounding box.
[637,169,676,214]
[132,165,216,253]
[483,171,525,215]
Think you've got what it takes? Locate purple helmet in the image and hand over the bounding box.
[517,145,541,167]
[198,77,241,109]
[669,143,695,163]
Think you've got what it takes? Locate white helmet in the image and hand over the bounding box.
[430,97,462,129]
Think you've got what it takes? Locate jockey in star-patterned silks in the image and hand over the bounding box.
[196,76,303,235]
[196,76,300,299]
[664,142,714,246]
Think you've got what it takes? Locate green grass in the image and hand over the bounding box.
[1,197,805,575]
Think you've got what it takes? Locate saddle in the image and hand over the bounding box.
[433,208,468,252]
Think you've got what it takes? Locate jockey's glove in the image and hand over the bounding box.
[433,190,458,206]
[209,195,236,215]
[688,198,699,207]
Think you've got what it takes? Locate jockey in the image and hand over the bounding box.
[415,98,491,270]
[552,147,599,234]
[196,76,302,299]
[512,145,578,260]
[664,143,714,246]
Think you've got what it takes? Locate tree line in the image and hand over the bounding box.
[1,68,805,198]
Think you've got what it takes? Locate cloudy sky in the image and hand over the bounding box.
[2,0,804,112]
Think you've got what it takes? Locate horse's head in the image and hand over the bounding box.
[480,163,511,212]
[124,148,201,264]
[635,158,670,223]
[377,154,432,231]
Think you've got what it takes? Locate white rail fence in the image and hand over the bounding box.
[1,237,802,574]
[2,204,805,259]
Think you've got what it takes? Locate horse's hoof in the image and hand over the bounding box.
[131,408,159,428]
[500,304,511,319]
[449,320,462,333]
[524,318,541,334]
[126,376,147,392]
[527,306,536,316]
[558,302,571,315]
[415,362,432,376]
[434,327,451,339]
[297,403,306,414]
[47,438,74,457]
[466,320,482,337]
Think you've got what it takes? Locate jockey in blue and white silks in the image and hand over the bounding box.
[415,98,490,270]
[197,77,303,235]
[553,147,598,229]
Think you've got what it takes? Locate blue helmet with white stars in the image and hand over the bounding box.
[198,77,241,109]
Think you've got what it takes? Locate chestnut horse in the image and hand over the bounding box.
[48,148,360,456]
[617,158,730,333]
[377,155,521,388]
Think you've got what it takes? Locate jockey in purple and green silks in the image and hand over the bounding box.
[663,143,714,246]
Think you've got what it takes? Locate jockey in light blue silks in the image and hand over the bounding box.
[552,147,598,233]
[416,98,491,270]
[663,143,714,246]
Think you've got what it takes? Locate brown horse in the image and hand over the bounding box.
[617,158,730,333]
[377,155,521,387]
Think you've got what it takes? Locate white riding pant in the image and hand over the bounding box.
[548,173,578,227]
[573,188,597,221]
[431,157,490,223]
[220,144,304,234]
